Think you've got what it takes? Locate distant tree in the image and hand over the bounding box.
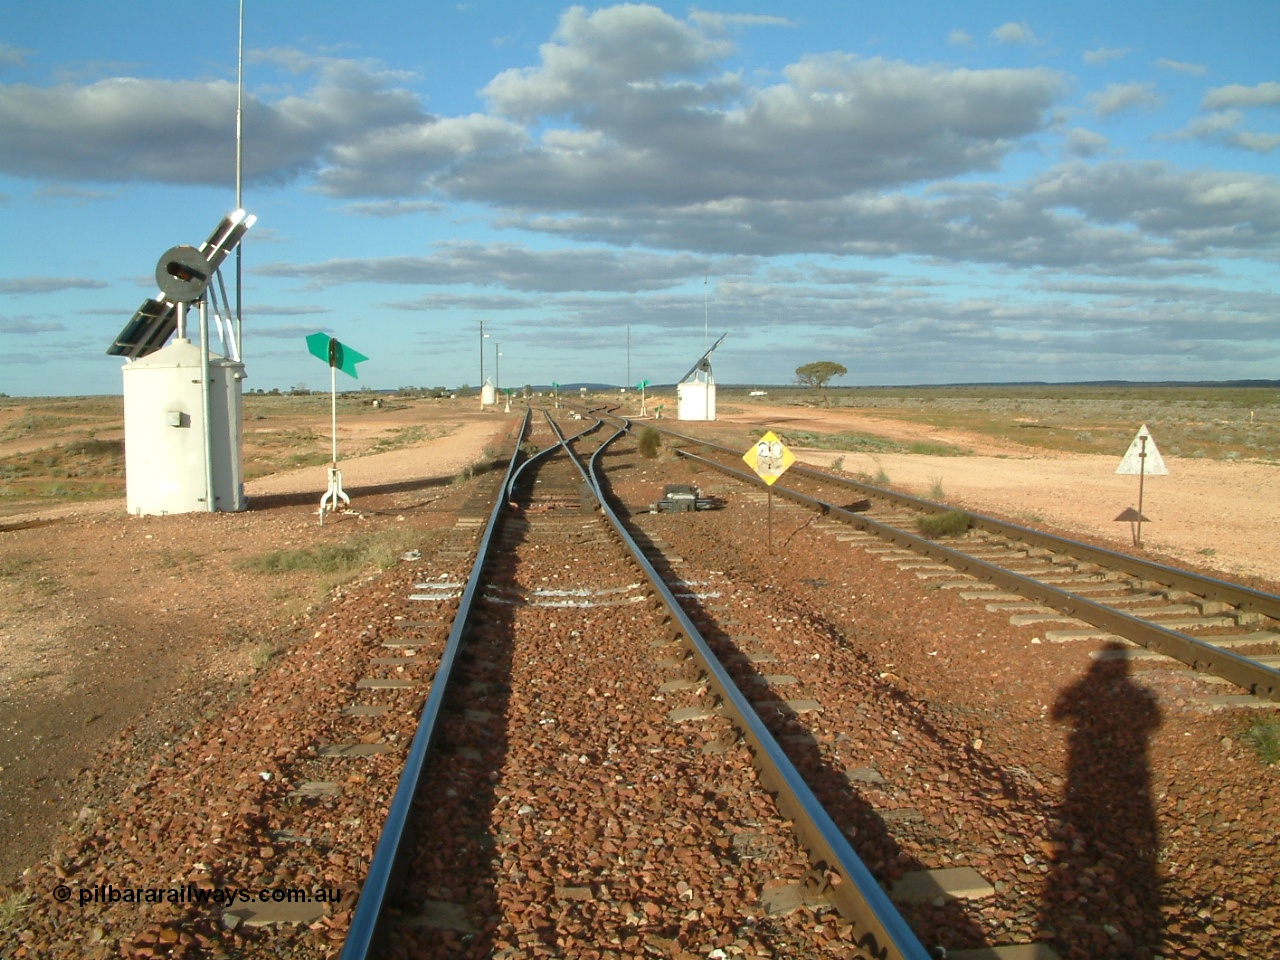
[794,361,847,406]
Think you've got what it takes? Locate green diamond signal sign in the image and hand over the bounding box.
[306,332,368,379]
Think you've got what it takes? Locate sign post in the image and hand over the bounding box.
[743,430,796,550]
[306,332,369,523]
[1115,423,1168,547]
[636,379,650,416]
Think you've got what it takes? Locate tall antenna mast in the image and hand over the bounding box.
[627,324,631,386]
[703,268,709,349]
[234,0,245,358]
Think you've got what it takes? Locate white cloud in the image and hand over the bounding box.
[1227,130,1280,152]
[0,41,31,70]
[504,160,1280,272]
[1178,110,1245,137]
[1202,81,1280,110]
[1156,58,1207,76]
[434,51,1062,213]
[1029,162,1280,251]
[483,5,733,119]
[1171,109,1280,154]
[317,114,526,196]
[1083,47,1130,65]
[248,323,333,338]
[4,1,1278,335]
[0,276,109,294]
[947,29,973,46]
[34,183,116,205]
[341,199,444,218]
[0,316,65,333]
[0,54,427,186]
[1064,127,1110,157]
[991,22,1040,46]
[1087,81,1162,117]
[255,241,718,293]
[689,11,793,32]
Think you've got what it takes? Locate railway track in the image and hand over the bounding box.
[15,406,1278,959]
[602,415,1280,707]
[341,411,936,959]
[318,408,1279,959]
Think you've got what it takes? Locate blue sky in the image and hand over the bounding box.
[2,1,1278,396]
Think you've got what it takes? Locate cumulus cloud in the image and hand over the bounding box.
[1064,128,1110,157]
[1161,83,1280,154]
[290,6,1063,220]
[247,304,334,316]
[0,316,65,333]
[383,293,533,312]
[1156,58,1207,76]
[247,323,332,339]
[315,113,526,197]
[483,4,734,120]
[1028,162,1280,251]
[947,29,973,46]
[424,16,1061,211]
[4,0,1278,323]
[0,276,109,294]
[504,160,1280,273]
[0,53,427,186]
[0,7,1063,223]
[255,241,719,293]
[689,11,793,32]
[0,41,30,70]
[1084,47,1130,65]
[991,22,1040,46]
[35,183,116,204]
[1171,109,1280,154]
[1202,81,1280,110]
[341,199,444,218]
[1087,81,1163,117]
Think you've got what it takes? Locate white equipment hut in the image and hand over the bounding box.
[107,210,255,515]
[676,333,726,422]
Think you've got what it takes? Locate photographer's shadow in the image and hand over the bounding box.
[1039,643,1163,958]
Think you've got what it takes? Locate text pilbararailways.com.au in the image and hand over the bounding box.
[53,883,344,907]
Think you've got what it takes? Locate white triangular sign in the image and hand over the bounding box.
[1116,424,1168,476]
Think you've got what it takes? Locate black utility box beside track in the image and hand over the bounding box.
[651,484,715,513]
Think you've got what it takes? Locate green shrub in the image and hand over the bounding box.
[1242,722,1280,765]
[243,530,420,577]
[637,427,662,459]
[916,509,971,539]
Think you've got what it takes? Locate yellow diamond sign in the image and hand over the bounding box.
[743,430,795,485]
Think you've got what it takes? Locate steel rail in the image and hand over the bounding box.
[340,409,533,960]
[506,410,600,501]
[543,414,934,960]
[605,415,1280,622]
[674,446,1280,703]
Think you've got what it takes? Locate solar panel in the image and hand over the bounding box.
[107,297,177,358]
[106,209,255,360]
[678,332,727,383]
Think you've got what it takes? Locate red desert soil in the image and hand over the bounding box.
[711,402,1280,588]
[1,397,1275,897]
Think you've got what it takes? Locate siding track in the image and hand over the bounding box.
[605,416,1280,707]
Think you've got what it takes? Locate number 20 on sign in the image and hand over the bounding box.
[743,431,795,549]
